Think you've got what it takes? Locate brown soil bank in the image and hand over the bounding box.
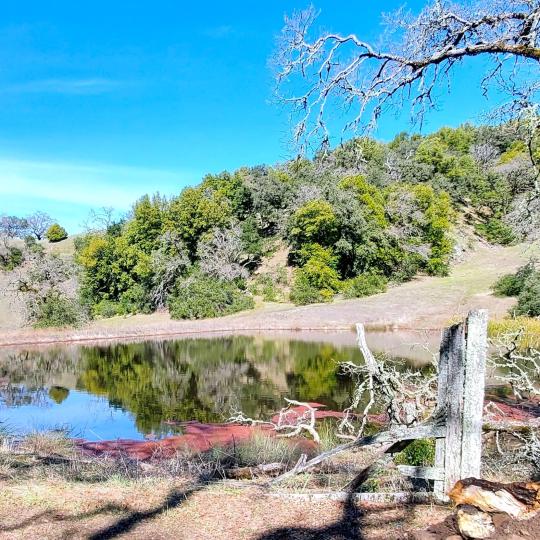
[0,244,533,348]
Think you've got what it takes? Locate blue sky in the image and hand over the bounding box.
[0,1,505,232]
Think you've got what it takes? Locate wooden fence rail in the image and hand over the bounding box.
[272,309,489,501]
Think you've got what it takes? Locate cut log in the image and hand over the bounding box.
[449,477,540,518]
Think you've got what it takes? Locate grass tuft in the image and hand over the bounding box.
[231,433,305,467]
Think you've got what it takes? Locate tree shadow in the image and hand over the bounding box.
[257,465,414,540]
[0,480,204,539]
[0,503,128,533]
[87,483,203,540]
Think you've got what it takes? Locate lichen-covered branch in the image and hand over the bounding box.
[275,0,540,152]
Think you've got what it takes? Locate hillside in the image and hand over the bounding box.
[2,124,538,337]
[0,241,534,346]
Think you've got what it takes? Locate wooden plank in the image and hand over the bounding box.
[461,309,488,479]
[273,420,446,484]
[442,322,466,495]
[397,465,445,481]
[434,327,450,500]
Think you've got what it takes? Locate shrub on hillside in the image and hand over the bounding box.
[342,273,387,299]
[29,290,85,328]
[0,246,24,270]
[249,274,279,302]
[475,218,515,245]
[168,274,254,319]
[92,299,123,318]
[290,270,331,305]
[24,235,45,255]
[515,273,540,317]
[46,223,68,243]
[493,261,536,297]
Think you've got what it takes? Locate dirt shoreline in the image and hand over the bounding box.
[0,243,531,348]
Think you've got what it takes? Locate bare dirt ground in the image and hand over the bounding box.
[0,243,534,348]
[0,478,451,540]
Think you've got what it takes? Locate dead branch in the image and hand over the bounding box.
[271,411,447,485]
[489,329,540,399]
[229,398,321,443]
[337,324,437,440]
[275,0,540,151]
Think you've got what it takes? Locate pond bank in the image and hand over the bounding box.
[0,243,527,348]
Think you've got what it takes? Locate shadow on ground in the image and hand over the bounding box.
[0,464,422,539]
[257,466,413,540]
[87,484,201,540]
[0,484,201,539]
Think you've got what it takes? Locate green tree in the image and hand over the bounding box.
[45,223,68,242]
[165,186,232,254]
[123,194,166,253]
[288,199,338,248]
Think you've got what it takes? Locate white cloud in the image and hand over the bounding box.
[0,157,199,210]
[2,78,122,95]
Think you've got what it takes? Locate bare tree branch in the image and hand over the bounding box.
[275,0,540,152]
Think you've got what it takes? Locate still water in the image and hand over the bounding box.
[0,331,437,441]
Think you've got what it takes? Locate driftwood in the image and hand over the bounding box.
[450,477,540,519]
[226,461,344,480]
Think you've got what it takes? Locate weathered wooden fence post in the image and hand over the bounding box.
[434,309,488,500]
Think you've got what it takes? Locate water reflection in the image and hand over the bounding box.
[0,333,433,440]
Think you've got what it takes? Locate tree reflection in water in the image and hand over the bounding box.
[0,336,366,436]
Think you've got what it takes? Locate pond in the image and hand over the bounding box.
[0,330,439,441]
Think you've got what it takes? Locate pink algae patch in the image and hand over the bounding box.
[484,397,540,423]
[75,400,540,461]
[77,422,274,460]
[76,404,341,460]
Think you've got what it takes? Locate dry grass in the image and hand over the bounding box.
[488,316,540,349]
[0,476,451,540]
[0,430,456,539]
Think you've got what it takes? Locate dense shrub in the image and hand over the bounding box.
[0,246,24,270]
[394,439,435,467]
[250,274,279,301]
[475,218,515,245]
[342,273,387,299]
[92,299,123,318]
[289,243,341,305]
[515,273,540,317]
[46,223,68,242]
[24,235,45,255]
[493,262,536,297]
[30,291,85,328]
[289,270,328,305]
[492,261,540,317]
[168,274,254,319]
